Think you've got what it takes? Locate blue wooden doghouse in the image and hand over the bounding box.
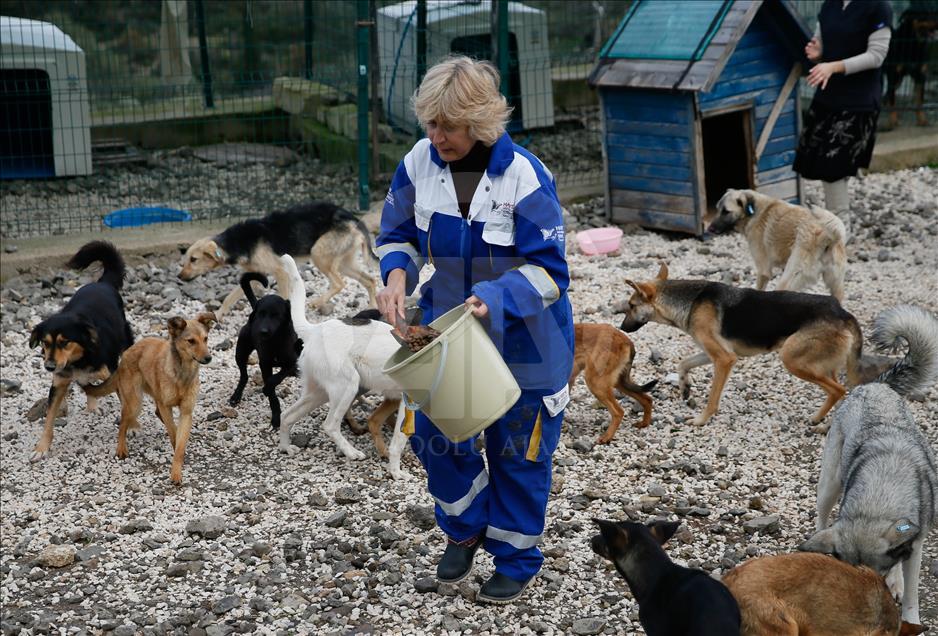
[589,0,810,234]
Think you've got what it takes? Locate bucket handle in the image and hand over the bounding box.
[402,338,449,412]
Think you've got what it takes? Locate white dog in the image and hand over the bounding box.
[277,254,409,479]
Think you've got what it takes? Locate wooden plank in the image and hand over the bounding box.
[606,145,690,167]
[754,63,801,163]
[701,71,787,103]
[701,0,762,92]
[611,205,699,234]
[609,160,693,182]
[691,93,707,232]
[757,164,798,185]
[599,91,612,222]
[700,86,783,112]
[604,105,690,125]
[602,88,689,110]
[606,132,690,152]
[716,57,786,83]
[611,189,695,215]
[610,174,694,197]
[759,134,797,158]
[758,178,798,201]
[702,100,754,119]
[759,149,796,171]
[755,110,796,136]
[605,119,689,136]
[755,98,794,120]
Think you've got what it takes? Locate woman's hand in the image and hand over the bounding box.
[805,37,822,63]
[377,268,407,328]
[464,295,489,319]
[806,61,843,89]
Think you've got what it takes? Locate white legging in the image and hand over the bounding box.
[822,178,851,238]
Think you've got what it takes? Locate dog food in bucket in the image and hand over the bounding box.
[383,306,521,442]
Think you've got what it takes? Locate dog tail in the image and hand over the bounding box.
[67,241,126,290]
[811,206,847,250]
[239,273,268,310]
[83,372,119,398]
[870,305,938,396]
[354,217,379,264]
[279,254,312,331]
[621,377,658,394]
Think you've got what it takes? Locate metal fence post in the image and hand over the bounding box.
[194,0,214,108]
[303,0,314,81]
[497,0,509,97]
[415,0,427,141]
[356,0,371,211]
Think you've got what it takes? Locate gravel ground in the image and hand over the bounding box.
[1,167,936,635]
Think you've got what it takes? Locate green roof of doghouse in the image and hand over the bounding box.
[589,0,810,92]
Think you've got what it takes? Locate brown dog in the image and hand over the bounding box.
[619,264,865,430]
[87,313,216,484]
[722,552,922,636]
[569,323,656,444]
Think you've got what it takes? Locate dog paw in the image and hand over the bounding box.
[596,433,614,445]
[680,384,691,401]
[388,466,409,480]
[279,443,301,456]
[690,415,710,426]
[228,395,241,406]
[343,447,367,461]
[885,565,904,601]
[29,449,48,463]
[809,423,830,435]
[85,396,99,413]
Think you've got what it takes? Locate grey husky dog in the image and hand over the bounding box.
[800,305,938,629]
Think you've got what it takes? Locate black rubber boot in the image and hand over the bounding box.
[436,533,484,584]
[477,572,534,604]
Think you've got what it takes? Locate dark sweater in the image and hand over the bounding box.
[449,141,493,218]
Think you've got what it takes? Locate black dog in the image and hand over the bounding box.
[29,241,134,461]
[229,273,302,429]
[884,3,938,128]
[591,519,740,636]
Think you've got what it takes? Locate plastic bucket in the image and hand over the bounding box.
[383,305,521,442]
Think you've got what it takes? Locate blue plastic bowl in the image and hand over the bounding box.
[103,206,192,228]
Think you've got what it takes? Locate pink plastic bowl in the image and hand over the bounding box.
[576,227,623,255]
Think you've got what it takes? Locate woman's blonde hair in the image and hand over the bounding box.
[412,56,512,146]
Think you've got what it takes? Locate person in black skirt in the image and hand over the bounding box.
[793,0,893,241]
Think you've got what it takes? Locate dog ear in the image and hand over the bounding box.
[884,519,920,561]
[798,527,838,555]
[196,312,217,331]
[656,263,669,280]
[168,316,187,337]
[205,240,224,264]
[625,279,656,301]
[29,325,43,349]
[900,620,928,636]
[593,518,630,552]
[646,520,680,546]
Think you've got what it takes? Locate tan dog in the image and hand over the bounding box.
[619,264,865,430]
[709,189,846,301]
[722,552,923,635]
[569,323,656,443]
[178,201,377,319]
[87,313,216,484]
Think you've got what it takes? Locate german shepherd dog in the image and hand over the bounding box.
[591,518,741,635]
[722,552,907,636]
[800,305,938,632]
[228,273,302,430]
[569,323,656,443]
[28,241,134,462]
[178,201,377,319]
[709,189,846,301]
[86,312,217,484]
[885,4,938,129]
[619,264,863,429]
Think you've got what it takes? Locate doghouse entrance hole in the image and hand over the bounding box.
[702,108,753,217]
[0,68,54,179]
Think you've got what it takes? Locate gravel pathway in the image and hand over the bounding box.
[1,167,936,635]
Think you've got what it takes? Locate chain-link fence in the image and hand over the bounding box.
[1,1,935,239]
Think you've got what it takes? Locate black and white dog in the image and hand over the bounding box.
[179,201,377,319]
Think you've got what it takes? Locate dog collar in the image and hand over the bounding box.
[745,203,755,217]
[215,248,223,258]
[897,523,911,533]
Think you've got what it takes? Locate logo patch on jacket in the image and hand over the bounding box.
[540,225,565,243]
[491,201,514,219]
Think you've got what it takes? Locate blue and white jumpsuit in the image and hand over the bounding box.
[377,132,574,582]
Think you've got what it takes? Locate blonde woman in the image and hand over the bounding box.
[376,56,573,603]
